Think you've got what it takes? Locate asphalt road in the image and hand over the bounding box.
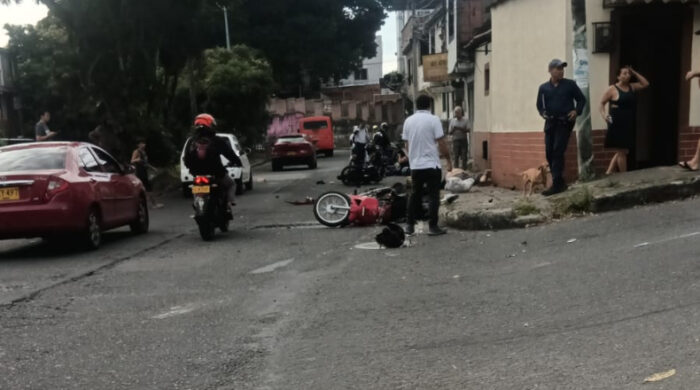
[1,150,700,389]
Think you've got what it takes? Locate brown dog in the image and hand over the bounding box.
[521,163,549,196]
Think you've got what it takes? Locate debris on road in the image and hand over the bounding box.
[567,238,577,244]
[316,180,326,185]
[286,197,314,205]
[643,369,676,383]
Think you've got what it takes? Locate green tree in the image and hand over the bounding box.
[234,0,386,96]
[201,46,274,145]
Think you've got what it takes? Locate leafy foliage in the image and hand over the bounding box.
[201,46,274,145]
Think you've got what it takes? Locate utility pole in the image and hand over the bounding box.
[411,0,420,112]
[217,3,231,50]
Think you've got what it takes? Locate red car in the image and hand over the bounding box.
[0,142,149,249]
[271,134,317,171]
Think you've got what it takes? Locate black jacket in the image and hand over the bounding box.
[184,134,242,177]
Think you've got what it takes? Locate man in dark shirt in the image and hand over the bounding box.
[35,111,58,141]
[536,59,586,196]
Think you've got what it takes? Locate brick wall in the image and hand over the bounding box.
[679,126,700,162]
[474,128,696,190]
[480,129,621,190]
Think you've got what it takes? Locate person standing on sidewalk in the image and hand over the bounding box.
[402,95,453,236]
[449,106,470,170]
[35,111,58,142]
[599,66,650,175]
[536,59,586,196]
[679,69,700,171]
[131,139,163,209]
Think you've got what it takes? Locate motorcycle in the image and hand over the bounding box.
[338,144,385,186]
[313,184,430,228]
[191,175,232,241]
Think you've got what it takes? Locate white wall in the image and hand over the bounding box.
[691,6,700,127]
[490,0,569,133]
[446,0,459,73]
[473,43,492,133]
[339,35,383,86]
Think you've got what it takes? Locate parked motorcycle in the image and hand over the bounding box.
[338,144,385,186]
[191,175,232,241]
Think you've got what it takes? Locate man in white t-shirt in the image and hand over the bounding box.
[401,95,453,236]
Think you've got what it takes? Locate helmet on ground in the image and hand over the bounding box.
[194,113,217,129]
[375,223,405,249]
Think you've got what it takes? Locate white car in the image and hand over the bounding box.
[180,133,252,197]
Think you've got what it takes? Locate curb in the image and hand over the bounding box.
[442,177,700,231]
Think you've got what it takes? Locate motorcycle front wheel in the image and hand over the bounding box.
[314,192,352,227]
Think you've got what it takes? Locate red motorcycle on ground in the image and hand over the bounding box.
[313,185,411,228]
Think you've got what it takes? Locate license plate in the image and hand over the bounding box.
[192,185,211,195]
[287,151,297,156]
[0,187,20,201]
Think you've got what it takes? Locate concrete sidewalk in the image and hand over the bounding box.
[440,166,700,230]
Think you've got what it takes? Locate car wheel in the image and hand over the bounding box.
[245,172,253,191]
[129,196,149,235]
[308,159,317,170]
[83,208,102,250]
[235,178,244,195]
[326,150,334,157]
[272,161,282,172]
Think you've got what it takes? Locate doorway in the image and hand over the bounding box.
[611,5,687,169]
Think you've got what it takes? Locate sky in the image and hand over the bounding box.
[0,2,398,74]
[0,1,48,47]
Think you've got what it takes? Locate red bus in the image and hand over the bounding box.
[299,116,334,157]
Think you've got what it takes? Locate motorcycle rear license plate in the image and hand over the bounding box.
[0,187,20,201]
[192,185,211,195]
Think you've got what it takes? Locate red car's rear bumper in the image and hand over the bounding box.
[0,194,86,239]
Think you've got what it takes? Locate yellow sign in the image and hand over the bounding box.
[423,53,449,82]
[0,187,20,201]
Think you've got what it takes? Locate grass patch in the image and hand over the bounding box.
[552,187,594,217]
[513,199,540,216]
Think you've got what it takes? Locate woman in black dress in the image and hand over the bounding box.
[599,67,650,175]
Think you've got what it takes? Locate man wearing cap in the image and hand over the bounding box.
[536,59,586,196]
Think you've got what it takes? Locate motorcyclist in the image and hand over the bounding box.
[350,124,370,168]
[183,113,243,208]
[372,122,391,150]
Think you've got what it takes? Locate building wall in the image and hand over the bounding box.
[338,35,383,86]
[490,0,568,133]
[585,0,612,132]
[690,6,700,127]
[471,42,492,170]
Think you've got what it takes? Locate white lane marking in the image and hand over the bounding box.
[250,258,295,274]
[634,232,700,249]
[354,242,382,250]
[152,304,199,319]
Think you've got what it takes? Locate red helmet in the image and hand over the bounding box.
[194,113,217,129]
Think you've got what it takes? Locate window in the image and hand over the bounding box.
[91,147,122,174]
[484,63,490,96]
[354,68,368,80]
[78,148,101,172]
[0,147,66,171]
[303,121,329,130]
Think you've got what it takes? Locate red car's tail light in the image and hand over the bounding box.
[46,177,69,200]
[194,176,210,185]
